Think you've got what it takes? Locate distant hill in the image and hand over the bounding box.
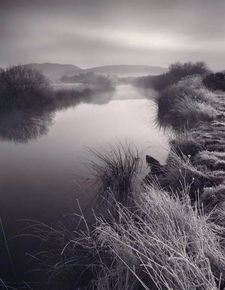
[25,63,167,82]
[85,65,167,76]
[25,63,82,81]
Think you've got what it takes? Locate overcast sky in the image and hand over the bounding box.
[1,0,225,69]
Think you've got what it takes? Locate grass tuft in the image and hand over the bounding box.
[89,144,141,207]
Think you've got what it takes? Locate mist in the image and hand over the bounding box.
[1,0,225,69]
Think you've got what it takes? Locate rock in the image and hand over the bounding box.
[146,155,164,175]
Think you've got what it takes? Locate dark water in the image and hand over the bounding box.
[0,85,168,284]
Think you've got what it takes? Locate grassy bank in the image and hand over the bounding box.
[27,184,225,289]
[29,143,225,289]
[152,63,225,213]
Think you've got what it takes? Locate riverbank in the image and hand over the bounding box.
[150,74,225,214]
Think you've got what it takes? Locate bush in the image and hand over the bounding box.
[203,72,225,91]
[156,76,216,130]
[153,62,210,91]
[0,65,53,110]
[60,72,115,92]
[135,62,210,92]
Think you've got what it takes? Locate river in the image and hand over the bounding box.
[0,84,169,283]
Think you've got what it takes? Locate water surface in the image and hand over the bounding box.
[0,85,168,280]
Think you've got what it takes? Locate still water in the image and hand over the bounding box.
[0,85,168,280]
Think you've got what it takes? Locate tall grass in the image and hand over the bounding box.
[170,131,204,158]
[89,144,141,208]
[21,140,225,289]
[94,187,225,290]
[29,186,225,289]
[156,76,217,131]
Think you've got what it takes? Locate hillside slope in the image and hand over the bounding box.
[25,63,167,81]
[25,63,82,81]
[85,64,167,76]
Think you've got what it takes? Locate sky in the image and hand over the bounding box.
[1,0,225,69]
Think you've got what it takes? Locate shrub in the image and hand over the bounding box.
[152,62,210,91]
[0,65,53,110]
[60,72,115,92]
[203,72,225,92]
[156,76,216,130]
[135,62,210,91]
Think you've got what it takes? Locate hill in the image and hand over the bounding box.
[25,63,82,82]
[25,63,167,81]
[85,65,167,76]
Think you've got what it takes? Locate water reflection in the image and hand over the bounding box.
[0,88,114,143]
[0,109,54,143]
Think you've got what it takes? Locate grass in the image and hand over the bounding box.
[154,151,213,199]
[170,131,204,158]
[89,144,141,208]
[23,143,225,289]
[156,76,217,131]
[94,187,225,290]
[27,185,225,289]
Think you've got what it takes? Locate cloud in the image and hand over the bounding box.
[1,0,225,69]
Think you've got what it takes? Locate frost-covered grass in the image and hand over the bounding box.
[194,151,225,170]
[93,187,225,290]
[29,186,225,289]
[26,144,225,289]
[89,144,141,208]
[156,76,217,131]
[170,131,204,157]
